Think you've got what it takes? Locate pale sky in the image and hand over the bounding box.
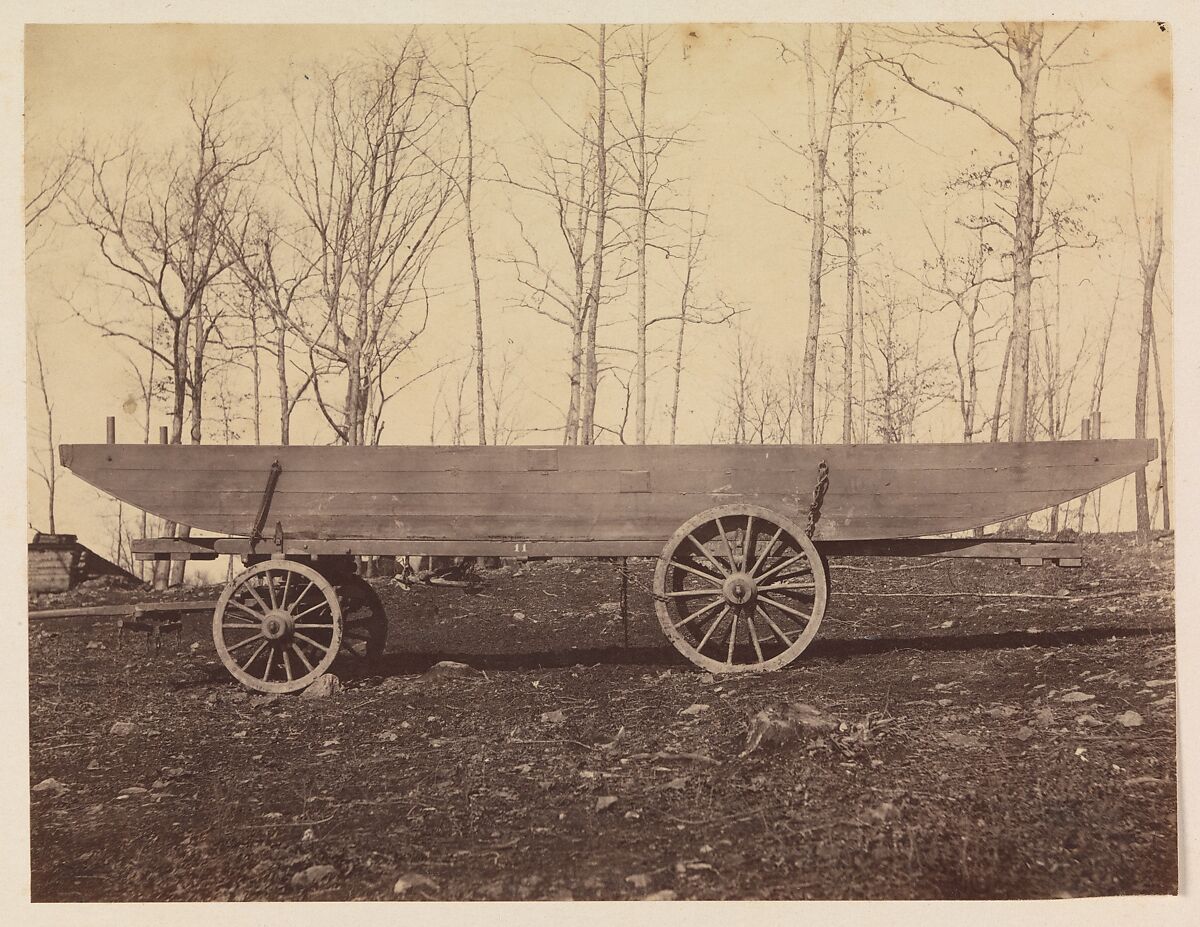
[24,22,1173,568]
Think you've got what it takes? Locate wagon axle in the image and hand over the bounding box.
[722,573,756,606]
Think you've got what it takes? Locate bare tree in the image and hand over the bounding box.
[756,26,850,442]
[1075,271,1121,534]
[862,274,946,443]
[280,38,456,446]
[607,26,690,443]
[507,26,626,444]
[1149,303,1170,531]
[430,28,494,444]
[69,81,260,584]
[874,23,1088,442]
[1030,248,1087,531]
[26,140,82,255]
[227,210,319,444]
[839,28,858,443]
[28,325,58,534]
[913,211,1006,442]
[1131,168,1164,544]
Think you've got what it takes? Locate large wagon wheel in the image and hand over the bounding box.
[213,560,343,693]
[654,504,828,674]
[332,574,388,667]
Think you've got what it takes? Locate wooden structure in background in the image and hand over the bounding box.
[28,532,138,594]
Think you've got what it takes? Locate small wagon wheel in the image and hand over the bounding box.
[333,574,388,666]
[653,504,828,674]
[213,560,343,694]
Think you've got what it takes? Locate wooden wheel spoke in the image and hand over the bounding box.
[672,597,725,630]
[713,517,738,571]
[759,594,812,623]
[228,600,265,620]
[726,608,740,663]
[265,571,279,609]
[756,582,815,593]
[749,526,784,577]
[665,587,723,598]
[669,558,724,587]
[282,648,294,682]
[741,515,754,570]
[286,580,316,613]
[292,599,332,621]
[757,552,809,583]
[294,632,332,655]
[239,639,269,671]
[755,604,798,648]
[688,534,731,578]
[695,606,731,652]
[744,609,766,663]
[291,643,315,674]
[226,632,264,652]
[245,585,272,615]
[263,645,277,681]
[295,622,335,630]
[222,622,260,631]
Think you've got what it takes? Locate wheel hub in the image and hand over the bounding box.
[722,572,757,605]
[261,610,295,640]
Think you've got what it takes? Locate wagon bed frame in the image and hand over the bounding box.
[74,424,1145,692]
[130,534,1083,567]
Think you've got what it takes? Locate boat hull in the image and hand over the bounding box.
[59,440,1156,550]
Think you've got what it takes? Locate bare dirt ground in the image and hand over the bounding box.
[28,533,1176,901]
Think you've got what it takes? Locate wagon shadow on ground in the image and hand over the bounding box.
[167,623,1166,691]
[357,624,1164,679]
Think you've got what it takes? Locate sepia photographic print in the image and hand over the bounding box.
[16,4,1193,913]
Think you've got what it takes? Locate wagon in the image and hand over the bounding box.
[60,436,1156,692]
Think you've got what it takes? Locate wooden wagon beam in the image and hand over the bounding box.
[818,537,1082,565]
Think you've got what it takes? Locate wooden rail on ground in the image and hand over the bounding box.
[28,600,217,621]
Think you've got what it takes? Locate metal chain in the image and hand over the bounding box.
[805,460,830,539]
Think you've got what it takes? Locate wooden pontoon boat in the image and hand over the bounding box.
[59,437,1156,691]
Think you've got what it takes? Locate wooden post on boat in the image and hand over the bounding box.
[1092,410,1102,439]
[1081,418,1091,440]
[106,416,116,444]
[159,425,169,445]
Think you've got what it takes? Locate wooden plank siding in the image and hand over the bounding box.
[63,439,1156,550]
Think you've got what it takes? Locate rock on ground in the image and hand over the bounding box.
[291,864,337,889]
[420,661,482,682]
[742,703,839,755]
[299,674,342,700]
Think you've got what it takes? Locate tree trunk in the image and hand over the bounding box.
[1134,193,1164,545]
[634,37,649,444]
[580,24,608,446]
[1007,25,1042,442]
[156,321,189,590]
[277,321,290,444]
[799,26,846,443]
[991,329,1012,443]
[565,321,583,445]
[1150,309,1170,531]
[800,140,829,444]
[171,301,207,586]
[464,99,487,445]
[669,259,694,445]
[32,332,57,534]
[842,33,856,444]
[250,306,262,445]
